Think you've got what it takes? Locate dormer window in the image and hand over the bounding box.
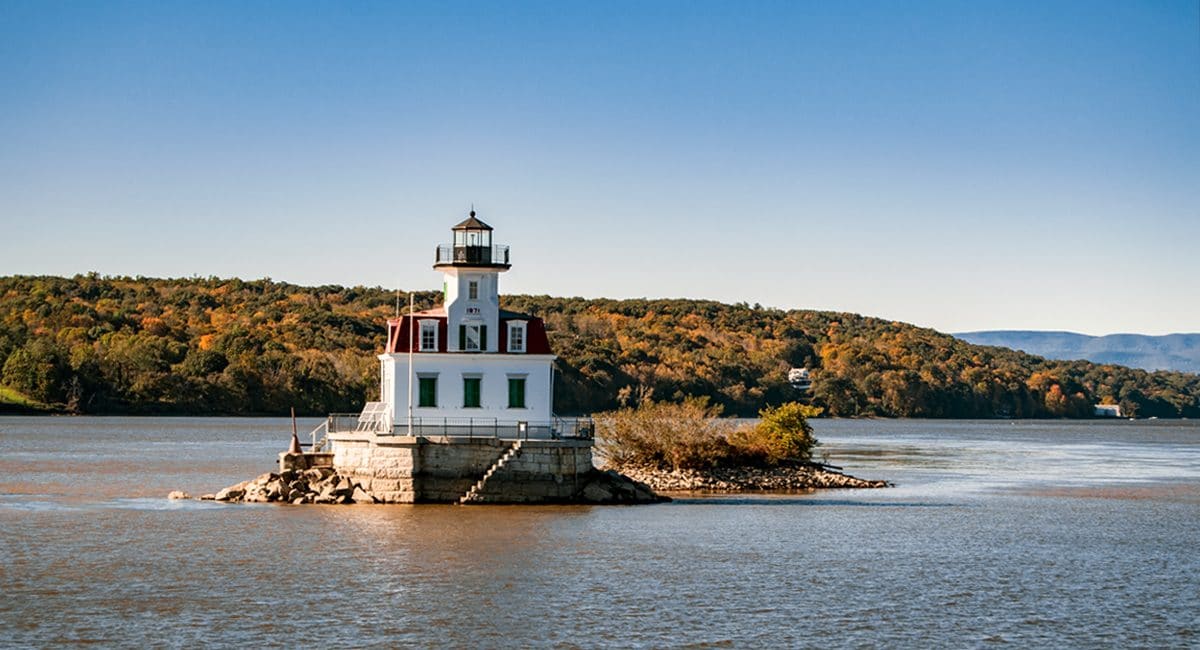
[507,320,527,353]
[419,320,438,352]
[461,324,486,352]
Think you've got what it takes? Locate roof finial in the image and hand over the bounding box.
[470,202,475,218]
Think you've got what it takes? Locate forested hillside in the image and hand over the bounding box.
[2,275,1198,418]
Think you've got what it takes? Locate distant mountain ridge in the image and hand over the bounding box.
[954,331,1200,374]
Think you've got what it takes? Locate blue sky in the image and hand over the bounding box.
[1,1,1197,335]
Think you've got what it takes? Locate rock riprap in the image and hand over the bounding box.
[174,463,885,503]
[194,468,379,505]
[575,469,670,504]
[177,467,666,505]
[613,462,891,492]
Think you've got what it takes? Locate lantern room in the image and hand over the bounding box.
[435,211,511,269]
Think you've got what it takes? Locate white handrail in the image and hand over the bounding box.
[308,420,329,451]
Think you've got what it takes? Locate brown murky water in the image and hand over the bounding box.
[1,417,1198,647]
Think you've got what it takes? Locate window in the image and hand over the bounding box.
[460,324,487,352]
[419,320,438,352]
[508,377,526,409]
[418,376,437,407]
[468,280,479,300]
[463,377,481,408]
[507,321,526,353]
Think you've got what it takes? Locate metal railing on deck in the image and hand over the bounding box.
[325,413,594,441]
[434,244,510,266]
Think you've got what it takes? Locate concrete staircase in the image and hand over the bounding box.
[458,441,523,505]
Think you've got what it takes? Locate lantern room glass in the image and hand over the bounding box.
[454,228,491,248]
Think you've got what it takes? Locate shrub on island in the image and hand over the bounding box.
[596,398,822,471]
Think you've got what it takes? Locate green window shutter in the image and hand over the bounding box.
[480,325,487,351]
[418,377,437,407]
[508,378,526,408]
[463,377,481,408]
[459,325,466,351]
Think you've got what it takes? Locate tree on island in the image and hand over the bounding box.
[596,398,822,471]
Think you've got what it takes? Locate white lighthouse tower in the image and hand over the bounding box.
[377,211,558,437]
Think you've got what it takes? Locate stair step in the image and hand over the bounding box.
[457,441,522,505]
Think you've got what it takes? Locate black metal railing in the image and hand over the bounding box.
[326,414,594,440]
[435,244,510,266]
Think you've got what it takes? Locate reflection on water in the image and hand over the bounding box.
[1,416,1198,646]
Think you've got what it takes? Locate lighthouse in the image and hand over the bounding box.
[376,211,557,437]
[316,208,595,503]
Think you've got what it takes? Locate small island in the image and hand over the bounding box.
[180,212,886,505]
[187,397,887,505]
[594,398,889,494]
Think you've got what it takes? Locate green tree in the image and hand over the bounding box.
[2,339,71,403]
[736,402,821,463]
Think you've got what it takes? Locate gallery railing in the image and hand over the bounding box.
[434,244,510,266]
[325,413,594,441]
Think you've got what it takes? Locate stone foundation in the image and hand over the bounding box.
[327,433,595,503]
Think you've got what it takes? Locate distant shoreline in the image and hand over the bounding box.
[0,409,1183,421]
[3,275,1199,419]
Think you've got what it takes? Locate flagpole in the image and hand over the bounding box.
[406,292,415,436]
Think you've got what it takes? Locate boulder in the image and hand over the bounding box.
[214,481,249,502]
[581,482,615,503]
[214,488,243,502]
[167,491,190,500]
[633,483,657,501]
[302,467,333,483]
[351,486,378,504]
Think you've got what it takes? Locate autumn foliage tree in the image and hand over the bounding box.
[2,274,1199,418]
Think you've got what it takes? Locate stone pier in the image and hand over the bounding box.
[327,433,594,503]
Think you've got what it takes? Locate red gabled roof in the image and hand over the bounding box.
[498,311,552,354]
[384,309,552,355]
[385,315,446,353]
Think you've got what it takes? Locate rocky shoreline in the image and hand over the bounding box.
[610,462,892,493]
[170,467,668,505]
[170,467,373,504]
[169,463,888,504]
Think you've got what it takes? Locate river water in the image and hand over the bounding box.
[1,417,1197,648]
